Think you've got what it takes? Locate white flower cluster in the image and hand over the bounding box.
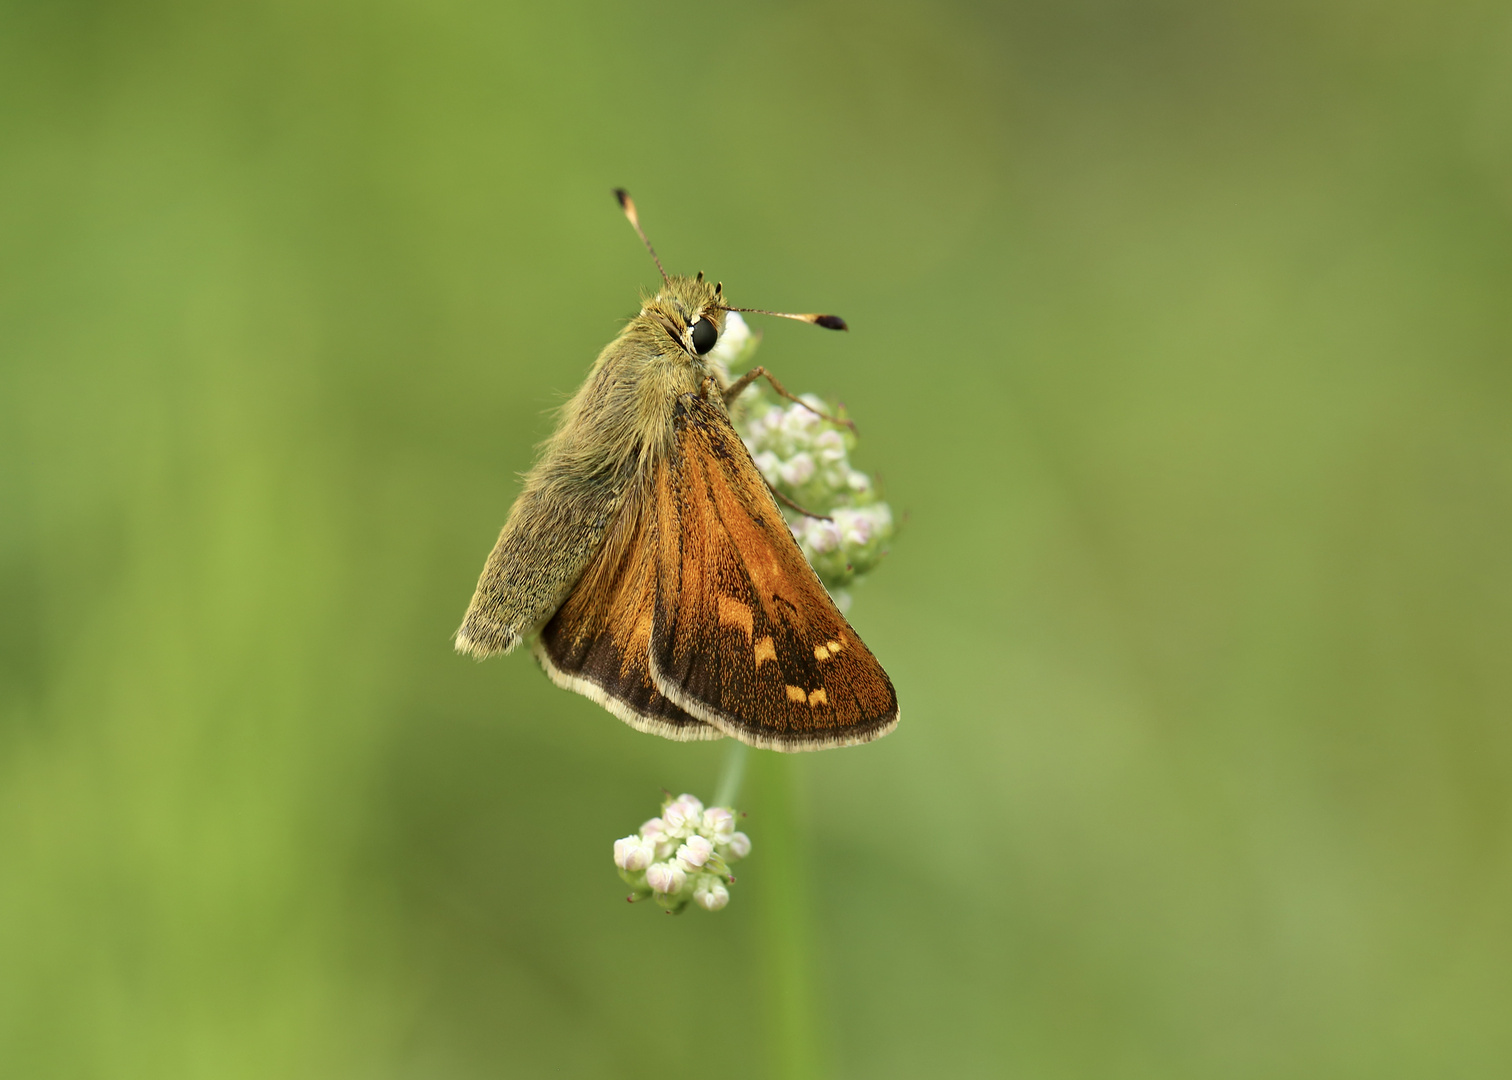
[720,314,895,592]
[614,792,750,914]
[744,401,895,588]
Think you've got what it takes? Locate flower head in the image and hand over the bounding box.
[730,343,895,589]
[615,791,750,913]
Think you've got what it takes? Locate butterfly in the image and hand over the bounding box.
[455,191,897,751]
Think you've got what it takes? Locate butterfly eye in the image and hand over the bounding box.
[689,317,718,355]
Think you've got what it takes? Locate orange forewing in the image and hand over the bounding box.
[534,472,721,742]
[648,392,898,750]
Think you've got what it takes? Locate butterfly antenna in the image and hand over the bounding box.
[720,306,848,331]
[613,189,669,285]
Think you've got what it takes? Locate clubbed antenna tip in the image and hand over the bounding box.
[612,188,668,284]
[722,306,849,331]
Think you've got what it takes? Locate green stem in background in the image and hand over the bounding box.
[715,740,749,809]
[751,751,827,1080]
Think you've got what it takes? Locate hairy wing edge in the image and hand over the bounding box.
[534,639,725,742]
[647,646,898,752]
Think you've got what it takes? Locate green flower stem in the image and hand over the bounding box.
[715,740,749,809]
[752,751,827,1080]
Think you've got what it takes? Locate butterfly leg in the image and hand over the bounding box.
[722,367,857,434]
[769,485,833,522]
[702,375,834,521]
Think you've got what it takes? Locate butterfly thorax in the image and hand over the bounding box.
[558,274,730,476]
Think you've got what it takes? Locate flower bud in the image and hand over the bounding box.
[614,835,655,871]
[677,834,713,869]
[780,409,808,436]
[753,451,781,483]
[815,429,847,462]
[805,519,841,554]
[780,453,816,487]
[662,794,703,835]
[694,876,730,911]
[701,806,735,844]
[837,510,872,546]
[725,832,752,860]
[668,792,701,834]
[646,861,688,895]
[640,817,670,844]
[653,891,689,914]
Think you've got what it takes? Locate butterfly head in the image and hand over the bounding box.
[641,273,729,359]
[613,189,848,360]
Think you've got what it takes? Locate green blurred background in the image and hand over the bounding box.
[4,0,1512,1076]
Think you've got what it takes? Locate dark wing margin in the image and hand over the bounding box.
[648,391,898,751]
[535,469,721,742]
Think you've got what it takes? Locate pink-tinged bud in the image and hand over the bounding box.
[694,876,730,911]
[677,835,713,869]
[805,520,841,554]
[815,429,846,462]
[753,451,781,482]
[783,404,820,435]
[839,512,872,546]
[614,835,655,872]
[662,794,704,834]
[646,861,687,895]
[780,453,816,486]
[640,817,669,843]
[725,832,752,860]
[661,804,688,833]
[701,807,736,844]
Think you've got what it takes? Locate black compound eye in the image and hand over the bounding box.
[689,317,718,355]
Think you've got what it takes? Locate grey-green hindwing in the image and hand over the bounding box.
[455,275,726,657]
